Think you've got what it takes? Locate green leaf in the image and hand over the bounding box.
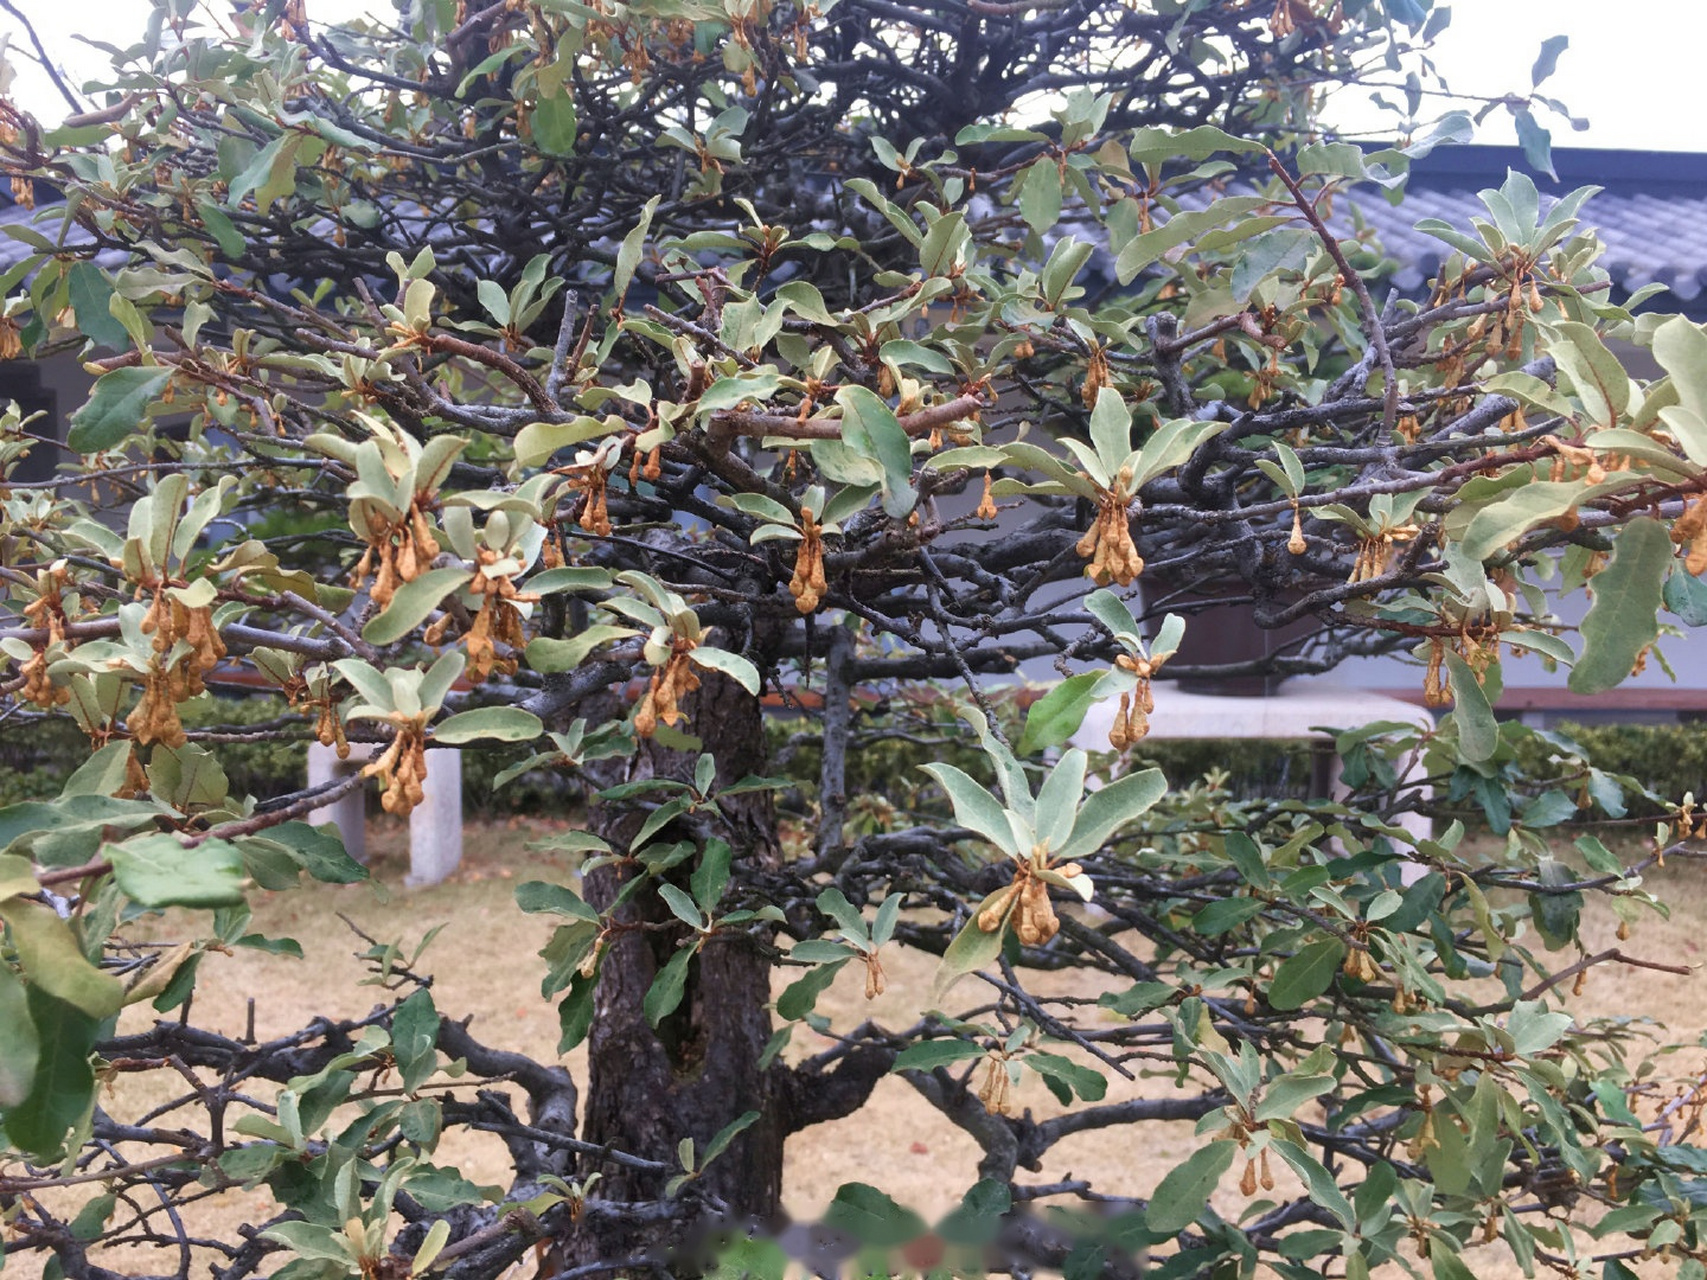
[1026,1051,1107,1102]
[109,833,246,908]
[433,707,543,744]
[513,416,622,468]
[892,1039,986,1072]
[614,195,660,299]
[1,902,123,1018]
[1145,1140,1236,1235]
[1665,568,1707,626]
[1532,33,1569,85]
[1506,999,1573,1055]
[0,963,39,1107]
[2,986,101,1159]
[918,209,969,277]
[701,1110,760,1168]
[920,763,1019,854]
[823,1183,928,1248]
[1570,517,1670,694]
[403,1166,497,1214]
[936,1179,1012,1247]
[261,822,368,885]
[1114,196,1267,283]
[835,384,916,518]
[1253,1070,1337,1123]
[692,840,731,913]
[260,1222,358,1265]
[658,883,704,929]
[1652,317,1707,465]
[1056,768,1166,862]
[59,741,137,799]
[1442,652,1498,765]
[687,646,760,695]
[643,946,694,1026]
[776,959,847,1021]
[555,971,598,1052]
[516,880,600,922]
[1127,125,1264,166]
[67,367,172,453]
[144,744,230,812]
[1267,938,1346,1011]
[532,96,578,156]
[1192,897,1265,936]
[525,624,640,673]
[391,988,440,1093]
[1016,160,1062,235]
[1230,227,1312,302]
[67,262,129,350]
[1460,480,1590,563]
[932,891,1010,998]
[362,568,474,645]
[1550,321,1630,425]
[1272,1140,1355,1230]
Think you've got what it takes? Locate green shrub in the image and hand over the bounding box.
[1511,721,1707,818]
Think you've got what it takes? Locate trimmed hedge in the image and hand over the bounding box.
[2,698,1700,822]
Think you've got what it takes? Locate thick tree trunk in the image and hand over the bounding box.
[565,670,785,1265]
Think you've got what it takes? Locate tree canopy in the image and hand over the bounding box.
[1,2,1704,1278]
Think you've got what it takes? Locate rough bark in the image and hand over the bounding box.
[566,669,784,1265]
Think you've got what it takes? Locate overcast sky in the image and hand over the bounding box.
[0,1,1701,152]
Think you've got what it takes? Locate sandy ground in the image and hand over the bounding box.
[8,814,1704,1278]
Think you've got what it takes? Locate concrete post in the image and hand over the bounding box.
[306,741,367,864]
[404,748,463,888]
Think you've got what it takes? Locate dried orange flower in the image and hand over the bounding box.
[1287,503,1307,555]
[634,639,701,737]
[364,723,429,816]
[977,1055,1012,1116]
[789,506,828,614]
[351,500,440,609]
[976,471,998,521]
[1673,494,1707,575]
[19,648,67,708]
[1075,472,1143,586]
[862,950,886,1000]
[1107,653,1157,749]
[463,547,535,681]
[1081,344,1110,409]
[977,854,1083,948]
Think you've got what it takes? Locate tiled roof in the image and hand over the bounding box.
[1,146,1702,314]
[1348,146,1707,312]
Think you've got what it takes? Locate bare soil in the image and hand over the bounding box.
[12,816,1706,1279]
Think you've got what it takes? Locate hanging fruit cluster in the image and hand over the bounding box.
[634,638,701,737]
[126,586,227,748]
[978,853,1082,946]
[351,500,440,610]
[464,547,531,681]
[1076,470,1143,587]
[364,722,429,816]
[977,1053,1014,1116]
[788,505,827,613]
[18,566,70,708]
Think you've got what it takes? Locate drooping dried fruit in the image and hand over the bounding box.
[788,506,828,614]
[635,640,702,737]
[1076,474,1143,587]
[351,500,441,609]
[976,1055,1012,1116]
[1288,503,1307,555]
[364,722,430,817]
